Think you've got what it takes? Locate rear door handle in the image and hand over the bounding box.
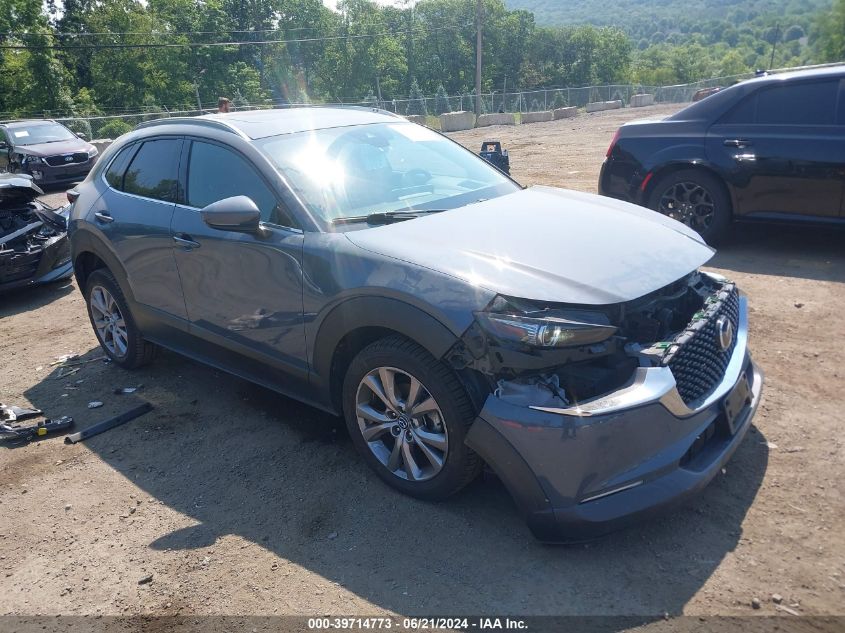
[93,211,113,223]
[173,234,200,250]
[723,139,752,148]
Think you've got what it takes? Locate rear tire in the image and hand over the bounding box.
[342,335,482,500]
[84,269,157,369]
[648,169,731,244]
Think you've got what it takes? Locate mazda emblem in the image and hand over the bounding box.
[716,315,734,352]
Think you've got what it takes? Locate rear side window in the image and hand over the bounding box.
[722,80,839,125]
[122,139,182,202]
[186,141,286,225]
[104,144,138,189]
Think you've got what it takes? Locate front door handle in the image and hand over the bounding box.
[93,211,113,223]
[173,234,200,250]
[723,138,753,148]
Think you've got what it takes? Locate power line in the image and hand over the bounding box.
[0,23,473,50]
[0,25,341,38]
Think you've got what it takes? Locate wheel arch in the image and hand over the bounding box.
[643,161,736,218]
[71,230,134,301]
[311,297,464,413]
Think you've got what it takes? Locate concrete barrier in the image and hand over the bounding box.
[439,111,476,132]
[91,139,114,154]
[553,107,578,120]
[520,111,553,124]
[476,113,516,127]
[630,94,655,107]
[404,115,427,126]
[585,100,623,113]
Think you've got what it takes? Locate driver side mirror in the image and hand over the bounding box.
[200,196,262,233]
[76,132,87,140]
[0,141,7,150]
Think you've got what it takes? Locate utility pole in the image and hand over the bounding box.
[769,23,780,70]
[475,0,482,116]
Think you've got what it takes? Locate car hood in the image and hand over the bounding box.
[345,186,714,305]
[14,139,93,157]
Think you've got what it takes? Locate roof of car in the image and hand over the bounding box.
[742,64,845,86]
[0,119,58,128]
[139,106,405,140]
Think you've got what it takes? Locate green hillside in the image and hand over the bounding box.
[505,0,829,51]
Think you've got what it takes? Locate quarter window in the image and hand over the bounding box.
[186,141,286,225]
[122,139,182,202]
[104,144,138,189]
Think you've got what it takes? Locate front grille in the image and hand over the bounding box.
[662,284,740,404]
[44,152,89,167]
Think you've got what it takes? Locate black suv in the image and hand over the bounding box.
[599,66,845,242]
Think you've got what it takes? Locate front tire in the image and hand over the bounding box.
[84,269,157,369]
[648,169,731,244]
[342,335,482,500]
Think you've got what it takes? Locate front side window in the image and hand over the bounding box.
[255,122,518,224]
[122,139,181,202]
[8,123,77,146]
[185,141,284,224]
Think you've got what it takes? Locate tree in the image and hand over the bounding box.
[406,77,427,115]
[434,83,451,114]
[814,0,845,63]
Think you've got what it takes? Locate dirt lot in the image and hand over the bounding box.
[1,104,843,622]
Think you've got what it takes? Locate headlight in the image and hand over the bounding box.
[22,155,43,165]
[475,304,617,349]
[88,147,99,158]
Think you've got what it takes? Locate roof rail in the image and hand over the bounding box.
[135,117,247,138]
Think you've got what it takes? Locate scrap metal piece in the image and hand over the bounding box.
[0,403,42,422]
[1,416,74,442]
[64,402,153,444]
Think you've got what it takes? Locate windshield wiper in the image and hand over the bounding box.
[332,209,447,226]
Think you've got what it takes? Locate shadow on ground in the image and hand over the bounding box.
[711,223,845,283]
[0,279,74,318]
[22,343,769,616]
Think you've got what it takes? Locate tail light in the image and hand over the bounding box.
[606,128,621,158]
[67,189,80,204]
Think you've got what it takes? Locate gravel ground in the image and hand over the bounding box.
[1,104,843,622]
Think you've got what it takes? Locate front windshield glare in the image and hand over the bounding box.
[256,122,518,223]
[10,124,77,146]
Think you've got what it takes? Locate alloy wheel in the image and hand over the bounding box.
[355,366,448,482]
[657,181,715,232]
[90,285,129,357]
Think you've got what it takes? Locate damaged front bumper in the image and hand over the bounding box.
[465,296,763,542]
[0,175,73,293]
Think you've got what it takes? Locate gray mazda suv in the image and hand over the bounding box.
[68,108,763,541]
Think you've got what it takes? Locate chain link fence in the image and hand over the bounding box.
[7,62,835,139]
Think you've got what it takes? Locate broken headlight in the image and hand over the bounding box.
[475,297,617,349]
[22,155,43,165]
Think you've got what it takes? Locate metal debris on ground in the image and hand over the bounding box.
[1,403,74,443]
[87,401,104,409]
[64,402,153,444]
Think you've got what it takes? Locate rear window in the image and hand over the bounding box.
[721,80,839,125]
[122,139,182,202]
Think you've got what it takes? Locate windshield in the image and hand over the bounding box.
[255,122,519,224]
[9,123,77,146]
